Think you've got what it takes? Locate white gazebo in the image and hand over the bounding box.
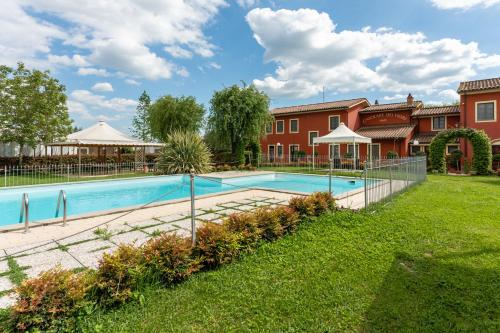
[312,122,372,170]
[49,121,163,166]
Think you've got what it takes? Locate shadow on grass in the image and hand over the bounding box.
[468,177,500,186]
[362,251,500,332]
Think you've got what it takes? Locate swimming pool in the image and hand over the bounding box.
[0,173,364,227]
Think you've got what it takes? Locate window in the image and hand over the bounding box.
[289,144,300,162]
[265,123,273,134]
[277,144,283,158]
[432,116,446,131]
[476,101,496,122]
[410,145,422,155]
[446,145,459,154]
[267,145,275,162]
[329,144,340,159]
[369,144,381,160]
[347,144,360,158]
[276,120,284,134]
[329,115,340,131]
[308,131,319,146]
[289,119,299,133]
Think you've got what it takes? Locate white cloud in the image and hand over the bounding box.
[429,0,500,10]
[209,62,222,69]
[5,0,227,79]
[164,45,193,59]
[0,0,65,67]
[70,90,137,113]
[91,82,113,92]
[236,0,259,8]
[438,89,460,102]
[125,79,140,85]
[383,94,406,101]
[77,67,109,77]
[246,8,500,99]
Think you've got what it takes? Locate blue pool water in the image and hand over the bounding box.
[0,173,364,227]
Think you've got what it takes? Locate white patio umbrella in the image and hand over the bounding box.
[312,122,372,170]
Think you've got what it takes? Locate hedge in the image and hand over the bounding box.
[5,193,335,332]
[429,128,492,175]
[0,154,159,167]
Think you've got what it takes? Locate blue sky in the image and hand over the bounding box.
[1,0,499,133]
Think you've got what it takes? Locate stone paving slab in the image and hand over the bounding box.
[126,219,163,230]
[217,208,242,216]
[172,218,194,230]
[235,205,256,211]
[196,212,223,221]
[16,250,83,278]
[58,229,99,246]
[0,260,9,273]
[4,240,57,257]
[70,241,117,269]
[219,202,240,208]
[0,293,16,309]
[110,230,150,247]
[156,213,186,223]
[142,222,178,235]
[253,201,271,207]
[0,276,14,292]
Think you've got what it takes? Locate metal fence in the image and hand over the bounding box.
[1,162,158,188]
[363,157,427,210]
[258,154,368,173]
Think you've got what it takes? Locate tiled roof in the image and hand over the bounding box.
[411,105,460,117]
[356,124,415,139]
[271,98,368,115]
[457,77,500,93]
[411,132,437,144]
[359,101,422,114]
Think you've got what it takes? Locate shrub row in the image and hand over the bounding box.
[7,192,335,332]
[0,154,159,167]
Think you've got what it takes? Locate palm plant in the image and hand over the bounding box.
[157,131,212,174]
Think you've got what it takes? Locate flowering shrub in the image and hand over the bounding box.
[224,212,262,249]
[195,223,242,268]
[91,244,145,307]
[142,233,200,285]
[307,192,336,216]
[289,196,315,217]
[11,267,93,332]
[273,206,300,234]
[254,208,284,241]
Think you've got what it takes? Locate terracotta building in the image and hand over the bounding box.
[260,77,500,163]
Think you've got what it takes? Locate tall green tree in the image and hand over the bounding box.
[148,95,204,142]
[131,91,152,141]
[0,63,72,164]
[207,84,272,165]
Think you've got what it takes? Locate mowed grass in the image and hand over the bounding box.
[81,175,500,332]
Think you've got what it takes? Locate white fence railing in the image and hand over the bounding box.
[1,162,158,188]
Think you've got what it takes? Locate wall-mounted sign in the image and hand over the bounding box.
[363,112,409,125]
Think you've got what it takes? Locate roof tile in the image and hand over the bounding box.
[359,101,422,113]
[356,124,415,139]
[271,98,367,115]
[411,105,460,117]
[458,77,500,93]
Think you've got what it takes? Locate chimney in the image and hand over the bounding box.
[374,99,379,105]
[407,93,414,106]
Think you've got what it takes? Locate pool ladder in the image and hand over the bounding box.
[56,190,68,227]
[19,193,29,233]
[18,190,67,233]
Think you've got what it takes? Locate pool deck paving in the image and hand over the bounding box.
[0,190,292,308]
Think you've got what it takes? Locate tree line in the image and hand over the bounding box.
[131,84,272,166]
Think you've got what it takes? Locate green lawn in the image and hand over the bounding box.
[77,175,499,332]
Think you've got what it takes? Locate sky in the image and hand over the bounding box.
[1,0,499,133]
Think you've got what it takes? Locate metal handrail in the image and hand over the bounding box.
[19,193,29,233]
[56,190,67,226]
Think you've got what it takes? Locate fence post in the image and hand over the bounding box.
[364,161,368,211]
[389,164,393,199]
[406,159,409,188]
[190,173,196,246]
[329,158,333,196]
[4,165,7,188]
